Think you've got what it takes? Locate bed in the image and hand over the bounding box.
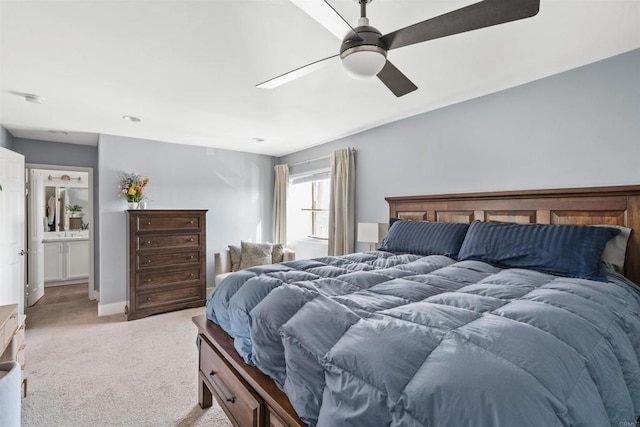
[194,184,640,427]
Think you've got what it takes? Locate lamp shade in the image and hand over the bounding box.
[357,222,388,243]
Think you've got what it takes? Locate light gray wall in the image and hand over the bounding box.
[278,49,640,252]
[98,134,275,305]
[12,138,99,170]
[0,127,13,149]
[10,138,101,289]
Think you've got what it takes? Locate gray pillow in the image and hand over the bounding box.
[239,241,273,270]
[271,243,285,263]
[228,245,242,272]
[593,225,632,273]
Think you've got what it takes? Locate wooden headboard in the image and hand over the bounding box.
[386,185,640,285]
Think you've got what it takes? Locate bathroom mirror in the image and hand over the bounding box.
[65,188,89,230]
[44,187,89,232]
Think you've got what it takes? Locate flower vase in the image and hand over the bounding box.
[127,202,139,210]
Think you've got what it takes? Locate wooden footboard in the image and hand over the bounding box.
[193,315,305,427]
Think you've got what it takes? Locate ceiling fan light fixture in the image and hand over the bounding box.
[340,45,386,80]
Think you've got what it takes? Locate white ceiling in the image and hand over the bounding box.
[0,0,638,157]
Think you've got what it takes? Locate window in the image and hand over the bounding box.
[288,172,330,241]
[306,179,330,239]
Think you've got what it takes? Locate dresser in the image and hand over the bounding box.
[0,304,27,397]
[126,210,207,321]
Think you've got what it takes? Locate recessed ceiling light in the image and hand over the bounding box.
[252,137,265,142]
[122,115,141,122]
[24,94,44,104]
[48,130,69,135]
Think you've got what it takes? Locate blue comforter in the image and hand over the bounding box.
[207,251,640,426]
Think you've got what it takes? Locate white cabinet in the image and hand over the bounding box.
[43,242,64,282]
[43,240,89,283]
[66,240,89,279]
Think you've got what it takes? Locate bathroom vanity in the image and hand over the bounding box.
[43,233,89,284]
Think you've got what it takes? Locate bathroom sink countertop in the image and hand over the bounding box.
[43,234,89,242]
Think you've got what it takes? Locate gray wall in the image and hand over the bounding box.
[10,138,101,290]
[98,134,275,306]
[0,127,13,149]
[278,49,640,252]
[12,139,99,170]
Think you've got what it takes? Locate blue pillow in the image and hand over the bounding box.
[457,220,620,282]
[380,220,469,258]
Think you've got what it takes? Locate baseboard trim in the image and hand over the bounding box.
[98,301,126,317]
[45,279,88,287]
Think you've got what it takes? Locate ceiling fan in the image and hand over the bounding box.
[257,0,540,97]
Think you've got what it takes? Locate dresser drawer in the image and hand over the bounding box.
[0,306,18,352]
[199,336,262,427]
[136,216,201,232]
[136,233,201,250]
[136,286,202,310]
[267,406,289,427]
[137,251,200,270]
[137,268,201,291]
[0,322,24,363]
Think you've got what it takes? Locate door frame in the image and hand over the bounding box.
[26,163,96,302]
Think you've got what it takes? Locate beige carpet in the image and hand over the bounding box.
[23,284,232,427]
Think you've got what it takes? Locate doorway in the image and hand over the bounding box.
[25,164,96,309]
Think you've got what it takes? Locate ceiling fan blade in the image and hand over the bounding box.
[381,0,540,51]
[290,0,361,40]
[377,60,418,97]
[257,54,340,89]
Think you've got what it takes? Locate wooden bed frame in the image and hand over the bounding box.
[194,184,640,427]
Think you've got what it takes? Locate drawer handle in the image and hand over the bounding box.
[209,372,235,403]
[147,221,151,225]
[147,259,152,263]
[147,241,151,245]
[147,279,152,282]
[190,255,194,259]
[190,273,194,277]
[189,238,194,242]
[146,297,152,302]
[190,220,194,224]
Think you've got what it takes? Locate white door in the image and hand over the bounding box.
[0,147,26,314]
[28,169,45,305]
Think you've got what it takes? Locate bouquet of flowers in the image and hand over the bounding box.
[118,172,149,202]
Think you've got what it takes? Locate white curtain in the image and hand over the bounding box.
[328,148,355,256]
[273,164,289,244]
